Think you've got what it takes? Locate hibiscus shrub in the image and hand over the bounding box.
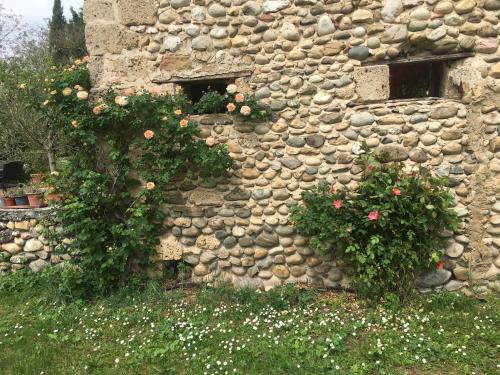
[290,151,458,302]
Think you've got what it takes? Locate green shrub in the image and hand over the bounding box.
[192,91,227,114]
[290,150,459,302]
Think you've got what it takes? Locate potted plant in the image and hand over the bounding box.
[30,173,44,184]
[25,183,45,208]
[2,189,16,207]
[10,186,29,206]
[44,186,63,205]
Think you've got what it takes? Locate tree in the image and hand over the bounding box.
[0,26,68,173]
[0,5,23,57]
[49,0,67,64]
[66,7,87,59]
[48,1,87,65]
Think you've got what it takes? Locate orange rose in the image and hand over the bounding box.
[235,93,244,103]
[227,103,236,112]
[180,119,189,128]
[205,136,216,147]
[144,130,155,140]
[146,182,155,191]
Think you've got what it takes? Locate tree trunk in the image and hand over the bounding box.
[47,149,57,173]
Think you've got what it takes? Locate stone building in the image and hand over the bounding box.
[81,0,500,292]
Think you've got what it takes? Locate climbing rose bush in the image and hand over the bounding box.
[28,60,233,296]
[290,151,459,302]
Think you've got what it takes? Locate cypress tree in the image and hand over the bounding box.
[67,7,87,58]
[48,0,67,64]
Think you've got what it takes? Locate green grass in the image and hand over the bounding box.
[0,279,498,375]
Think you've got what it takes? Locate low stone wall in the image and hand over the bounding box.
[0,208,70,275]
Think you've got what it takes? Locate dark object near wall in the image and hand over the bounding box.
[0,161,24,190]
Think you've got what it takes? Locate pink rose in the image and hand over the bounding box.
[368,211,379,221]
[333,200,342,210]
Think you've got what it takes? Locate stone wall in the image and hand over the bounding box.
[0,208,70,275]
[84,0,500,292]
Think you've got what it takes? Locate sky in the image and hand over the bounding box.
[2,0,84,24]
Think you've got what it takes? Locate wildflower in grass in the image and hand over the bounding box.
[368,211,379,221]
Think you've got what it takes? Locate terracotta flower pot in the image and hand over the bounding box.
[4,197,15,207]
[27,193,45,208]
[45,192,63,204]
